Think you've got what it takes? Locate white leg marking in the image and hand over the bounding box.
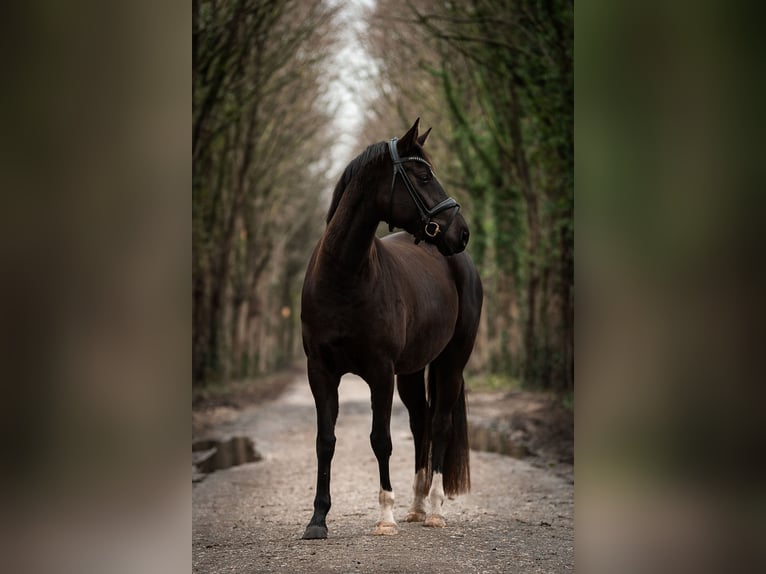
[405,469,428,522]
[372,489,398,535]
[424,472,446,527]
[379,489,396,524]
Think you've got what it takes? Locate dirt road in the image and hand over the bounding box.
[193,374,574,573]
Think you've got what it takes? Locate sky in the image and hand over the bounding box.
[325,0,378,176]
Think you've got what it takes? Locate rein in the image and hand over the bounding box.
[387,137,460,244]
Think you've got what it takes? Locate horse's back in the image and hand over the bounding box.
[378,233,454,279]
[380,232,482,310]
[379,233,483,367]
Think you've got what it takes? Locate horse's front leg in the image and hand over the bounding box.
[368,365,398,536]
[303,361,340,540]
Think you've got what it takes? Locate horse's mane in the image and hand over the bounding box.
[326,141,388,224]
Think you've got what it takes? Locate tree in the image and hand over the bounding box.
[193,0,340,386]
[363,0,573,390]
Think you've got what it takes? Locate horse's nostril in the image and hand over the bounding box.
[461,229,470,247]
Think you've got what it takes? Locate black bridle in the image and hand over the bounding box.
[387,137,460,244]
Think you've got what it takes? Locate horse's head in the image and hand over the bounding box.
[382,119,470,256]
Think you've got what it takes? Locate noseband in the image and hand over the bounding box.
[387,137,460,244]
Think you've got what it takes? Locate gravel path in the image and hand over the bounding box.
[192,374,574,573]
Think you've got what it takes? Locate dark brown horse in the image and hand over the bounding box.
[301,119,483,539]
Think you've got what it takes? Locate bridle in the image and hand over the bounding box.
[387,137,460,244]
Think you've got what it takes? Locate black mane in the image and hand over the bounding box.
[325,141,388,224]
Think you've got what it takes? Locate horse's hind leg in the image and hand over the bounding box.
[396,370,429,522]
[303,360,340,540]
[424,359,472,529]
[367,364,398,535]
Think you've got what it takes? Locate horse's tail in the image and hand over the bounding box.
[426,368,471,496]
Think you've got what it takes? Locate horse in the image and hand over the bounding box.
[300,118,483,539]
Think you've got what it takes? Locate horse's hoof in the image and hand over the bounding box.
[302,525,328,539]
[372,520,399,536]
[424,514,446,528]
[405,511,426,523]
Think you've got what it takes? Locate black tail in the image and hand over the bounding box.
[424,367,471,496]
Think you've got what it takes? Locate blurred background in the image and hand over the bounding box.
[192,0,573,395]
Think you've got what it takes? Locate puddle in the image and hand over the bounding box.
[193,436,262,477]
[468,422,530,458]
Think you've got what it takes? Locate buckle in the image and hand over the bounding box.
[425,221,441,237]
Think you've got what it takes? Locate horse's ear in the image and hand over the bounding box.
[398,118,420,152]
[417,127,432,147]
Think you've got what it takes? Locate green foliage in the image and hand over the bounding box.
[466,373,522,393]
[406,0,573,390]
[560,391,574,412]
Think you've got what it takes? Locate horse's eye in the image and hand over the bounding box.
[419,173,432,183]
